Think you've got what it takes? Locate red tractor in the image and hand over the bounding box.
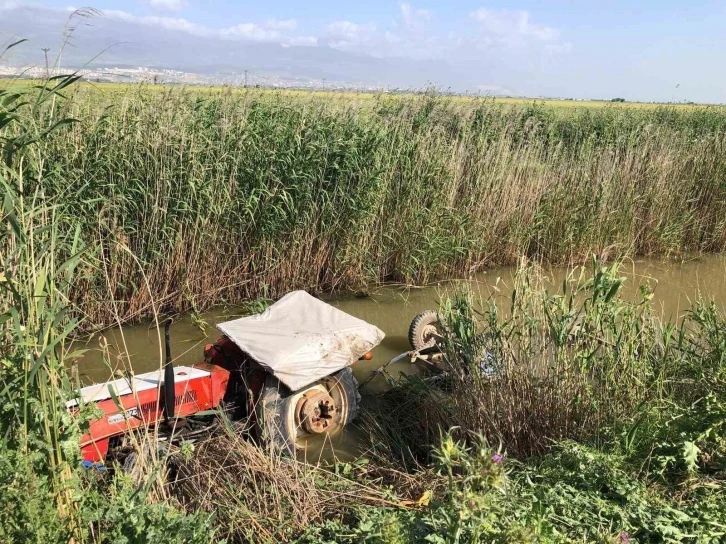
[68,291,384,468]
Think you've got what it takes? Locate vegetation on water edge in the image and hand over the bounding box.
[352,263,726,542]
[2,73,726,543]
[2,78,726,327]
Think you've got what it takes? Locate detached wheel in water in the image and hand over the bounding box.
[408,310,443,350]
[260,366,360,454]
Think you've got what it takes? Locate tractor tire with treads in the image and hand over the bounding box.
[408,310,442,350]
[121,442,161,484]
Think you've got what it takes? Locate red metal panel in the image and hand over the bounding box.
[78,363,230,463]
[80,437,109,464]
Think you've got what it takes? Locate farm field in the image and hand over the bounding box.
[2,77,716,109]
[2,76,726,543]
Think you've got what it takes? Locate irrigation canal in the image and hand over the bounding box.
[72,255,726,459]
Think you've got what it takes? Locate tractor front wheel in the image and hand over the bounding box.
[408,310,443,350]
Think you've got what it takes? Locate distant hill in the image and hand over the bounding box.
[1,5,470,91]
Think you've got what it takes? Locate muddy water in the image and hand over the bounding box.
[73,256,726,387]
[71,256,726,458]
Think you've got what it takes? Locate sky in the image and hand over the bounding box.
[2,0,726,102]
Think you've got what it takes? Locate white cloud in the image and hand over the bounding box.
[287,36,317,46]
[387,3,441,58]
[325,21,377,48]
[323,7,568,62]
[37,2,570,74]
[104,10,206,34]
[470,8,560,45]
[400,2,431,30]
[219,23,281,41]
[102,9,308,45]
[326,5,439,58]
[146,0,186,12]
[327,21,376,40]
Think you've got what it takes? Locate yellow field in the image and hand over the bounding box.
[0,77,715,110]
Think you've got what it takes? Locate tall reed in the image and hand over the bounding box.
[0,74,89,538]
[6,85,726,327]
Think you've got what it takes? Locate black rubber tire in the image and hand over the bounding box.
[408,310,442,350]
[122,447,150,483]
[332,366,361,424]
[260,366,360,455]
[121,441,169,483]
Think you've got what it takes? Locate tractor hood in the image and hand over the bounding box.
[216,291,385,391]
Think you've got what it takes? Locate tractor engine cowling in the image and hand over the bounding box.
[73,363,229,464]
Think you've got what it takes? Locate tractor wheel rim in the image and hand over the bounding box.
[296,390,337,434]
[286,377,349,449]
[421,324,439,344]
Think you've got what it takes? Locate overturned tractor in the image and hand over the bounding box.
[68,291,384,468]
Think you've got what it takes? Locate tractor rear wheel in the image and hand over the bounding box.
[259,366,360,455]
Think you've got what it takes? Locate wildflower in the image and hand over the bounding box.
[618,532,630,544]
[491,454,503,464]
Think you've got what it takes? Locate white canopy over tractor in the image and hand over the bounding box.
[217,290,385,391]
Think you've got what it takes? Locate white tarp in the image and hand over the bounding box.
[216,291,385,391]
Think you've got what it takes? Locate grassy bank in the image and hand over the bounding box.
[3,158,725,541]
[2,80,724,327]
[4,199,725,542]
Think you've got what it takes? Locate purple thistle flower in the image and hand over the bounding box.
[618,532,630,544]
[491,454,503,464]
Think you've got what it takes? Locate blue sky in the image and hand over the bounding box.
[3,0,726,102]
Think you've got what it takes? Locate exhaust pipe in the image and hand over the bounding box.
[163,319,175,423]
